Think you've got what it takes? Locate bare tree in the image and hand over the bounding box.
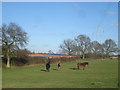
[90,41,103,55]
[59,39,75,55]
[102,39,117,56]
[48,50,54,54]
[75,35,91,59]
[14,49,31,58]
[2,23,28,68]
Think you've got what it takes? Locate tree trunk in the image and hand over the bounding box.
[6,49,10,68]
[82,54,85,59]
[106,52,110,57]
[6,56,10,68]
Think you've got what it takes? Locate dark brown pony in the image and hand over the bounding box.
[77,62,89,70]
[46,61,50,72]
[58,63,61,70]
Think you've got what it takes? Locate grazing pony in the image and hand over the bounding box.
[77,62,89,70]
[46,61,50,72]
[58,63,61,70]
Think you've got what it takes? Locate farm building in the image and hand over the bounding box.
[28,53,75,58]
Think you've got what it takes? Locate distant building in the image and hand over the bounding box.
[28,53,75,58]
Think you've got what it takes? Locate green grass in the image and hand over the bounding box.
[2,59,118,88]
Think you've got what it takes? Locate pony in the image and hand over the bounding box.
[46,61,50,72]
[58,63,61,70]
[77,62,89,70]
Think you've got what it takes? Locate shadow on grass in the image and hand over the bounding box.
[53,69,58,71]
[69,68,79,70]
[40,69,46,72]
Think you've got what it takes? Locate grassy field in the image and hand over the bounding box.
[2,59,118,88]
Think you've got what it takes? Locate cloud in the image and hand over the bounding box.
[111,23,119,27]
[107,11,116,16]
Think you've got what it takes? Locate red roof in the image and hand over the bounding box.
[29,54,74,58]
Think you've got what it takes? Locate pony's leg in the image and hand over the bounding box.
[46,68,49,72]
[59,67,60,70]
[77,66,79,70]
[83,66,85,70]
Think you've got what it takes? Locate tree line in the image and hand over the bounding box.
[1,22,119,68]
[59,35,118,59]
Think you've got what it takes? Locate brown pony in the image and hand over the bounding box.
[77,62,89,70]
